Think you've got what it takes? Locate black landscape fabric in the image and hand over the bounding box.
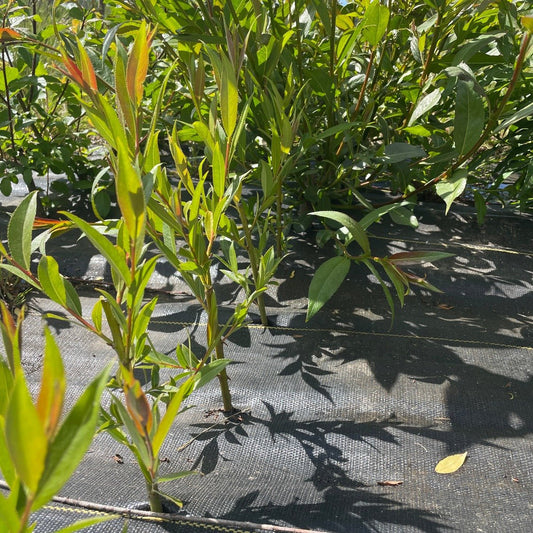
[2,201,533,532]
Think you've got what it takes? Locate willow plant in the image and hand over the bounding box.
[0,302,113,532]
[0,23,230,513]
[53,22,274,418]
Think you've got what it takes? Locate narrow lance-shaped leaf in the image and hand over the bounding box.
[0,406,17,487]
[6,375,48,494]
[0,491,21,532]
[363,259,396,321]
[116,137,146,247]
[63,213,130,285]
[311,211,370,254]
[388,251,454,266]
[8,191,38,271]
[33,362,112,509]
[454,80,485,155]
[0,302,23,375]
[158,470,199,483]
[307,256,351,321]
[114,40,136,134]
[75,39,97,91]
[219,53,238,138]
[408,89,441,127]
[0,28,22,42]
[212,141,226,199]
[36,328,66,439]
[53,514,119,533]
[152,377,195,456]
[126,21,152,107]
[38,256,82,315]
[124,375,153,438]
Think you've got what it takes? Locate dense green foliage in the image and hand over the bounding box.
[2,1,533,218]
[0,1,532,526]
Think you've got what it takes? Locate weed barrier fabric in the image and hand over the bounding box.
[2,204,533,532]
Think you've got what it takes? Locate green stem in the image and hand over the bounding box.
[236,204,268,326]
[205,284,233,412]
[215,340,233,413]
[275,172,283,258]
[402,10,442,128]
[147,481,163,513]
[1,47,18,165]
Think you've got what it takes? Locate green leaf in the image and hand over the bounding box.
[363,259,396,322]
[220,54,238,138]
[153,377,195,457]
[0,264,39,291]
[8,191,38,270]
[194,359,229,390]
[408,89,441,127]
[381,261,407,307]
[63,214,130,285]
[454,80,484,155]
[384,143,426,163]
[435,452,467,474]
[158,470,199,483]
[522,15,533,34]
[359,203,410,230]
[494,101,533,133]
[6,375,48,494]
[307,256,351,321]
[388,251,454,266]
[436,170,468,214]
[33,363,112,509]
[361,0,390,47]
[37,256,82,315]
[36,328,66,438]
[389,207,418,228]
[310,211,370,254]
[0,416,17,487]
[115,137,146,246]
[114,41,136,134]
[175,344,199,369]
[212,141,225,198]
[0,492,20,531]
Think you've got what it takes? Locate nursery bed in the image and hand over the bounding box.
[2,199,533,532]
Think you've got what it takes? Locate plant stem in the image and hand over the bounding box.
[1,47,18,165]
[275,171,283,258]
[236,203,268,325]
[205,284,233,412]
[214,339,233,413]
[352,48,374,120]
[18,496,34,533]
[147,481,163,513]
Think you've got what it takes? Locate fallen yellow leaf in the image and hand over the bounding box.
[435,452,467,474]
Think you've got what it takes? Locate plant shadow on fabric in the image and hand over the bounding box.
[183,404,446,532]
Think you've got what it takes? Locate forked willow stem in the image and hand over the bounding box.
[236,203,268,326]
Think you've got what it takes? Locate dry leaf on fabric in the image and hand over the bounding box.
[435,452,467,474]
[438,303,454,310]
[377,480,403,486]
